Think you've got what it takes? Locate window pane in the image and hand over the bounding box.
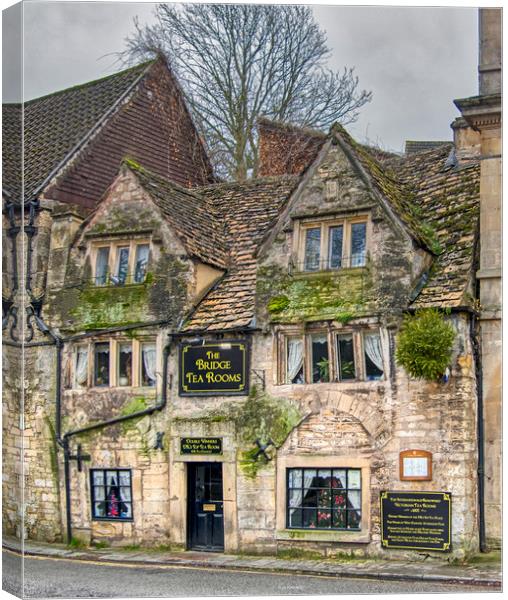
[119,471,131,486]
[288,469,302,488]
[311,334,329,383]
[93,471,104,486]
[115,246,130,284]
[364,333,384,380]
[94,343,110,386]
[75,347,88,388]
[95,247,109,285]
[94,502,106,518]
[289,508,302,528]
[332,470,347,488]
[94,488,105,501]
[328,225,343,269]
[134,244,149,283]
[348,470,361,489]
[348,490,361,510]
[348,508,361,529]
[286,337,304,384]
[141,343,157,387]
[118,343,132,386]
[350,222,367,267]
[337,335,355,380]
[333,509,347,528]
[304,227,321,271]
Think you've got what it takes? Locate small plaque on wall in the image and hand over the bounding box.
[399,449,432,481]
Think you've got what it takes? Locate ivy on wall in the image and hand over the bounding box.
[228,386,302,478]
[395,308,455,381]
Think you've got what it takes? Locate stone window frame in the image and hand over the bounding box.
[276,455,371,544]
[90,237,151,286]
[277,326,385,385]
[72,337,157,390]
[90,468,134,522]
[295,214,370,272]
[285,466,362,531]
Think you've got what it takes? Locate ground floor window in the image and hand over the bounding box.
[287,468,361,530]
[91,469,133,520]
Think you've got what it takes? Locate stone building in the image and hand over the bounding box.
[2,9,501,561]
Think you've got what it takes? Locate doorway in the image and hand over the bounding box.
[187,462,224,551]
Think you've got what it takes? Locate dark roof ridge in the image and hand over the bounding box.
[19,60,155,106]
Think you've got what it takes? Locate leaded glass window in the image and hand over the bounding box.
[118,343,132,387]
[350,222,367,267]
[91,469,133,520]
[95,247,110,285]
[311,334,329,383]
[115,246,130,284]
[337,334,355,381]
[94,343,110,387]
[134,244,149,283]
[303,227,321,271]
[287,468,361,530]
[328,225,343,269]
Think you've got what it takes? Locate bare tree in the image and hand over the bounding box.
[123,4,372,180]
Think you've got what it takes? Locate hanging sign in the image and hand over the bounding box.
[179,340,249,396]
[180,437,223,455]
[380,491,451,552]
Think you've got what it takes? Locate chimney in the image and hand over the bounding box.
[257,118,326,177]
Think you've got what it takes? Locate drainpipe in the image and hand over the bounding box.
[471,309,486,552]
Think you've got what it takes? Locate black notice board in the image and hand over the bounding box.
[179,340,249,396]
[380,491,452,552]
[180,437,223,455]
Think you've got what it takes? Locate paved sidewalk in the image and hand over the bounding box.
[3,537,502,588]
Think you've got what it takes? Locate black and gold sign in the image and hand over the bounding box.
[180,437,223,455]
[380,491,451,552]
[179,340,249,396]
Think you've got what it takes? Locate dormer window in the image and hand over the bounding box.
[92,240,150,285]
[298,217,368,272]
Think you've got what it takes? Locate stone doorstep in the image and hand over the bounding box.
[2,539,501,588]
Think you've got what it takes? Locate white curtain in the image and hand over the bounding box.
[142,345,157,384]
[289,470,316,524]
[364,333,383,372]
[287,338,303,383]
[75,348,88,386]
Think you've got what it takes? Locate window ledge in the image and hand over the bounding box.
[276,529,370,544]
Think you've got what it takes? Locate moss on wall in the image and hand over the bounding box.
[70,282,153,330]
[258,264,372,323]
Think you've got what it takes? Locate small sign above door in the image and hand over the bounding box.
[180,437,223,455]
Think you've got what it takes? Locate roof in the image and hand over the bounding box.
[405,140,450,155]
[3,61,154,201]
[182,176,299,331]
[128,161,228,270]
[384,145,480,309]
[332,124,444,251]
[181,130,479,329]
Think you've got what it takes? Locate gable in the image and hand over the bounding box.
[44,59,214,209]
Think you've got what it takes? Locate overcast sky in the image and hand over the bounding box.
[4,1,479,153]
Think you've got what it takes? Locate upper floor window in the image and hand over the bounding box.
[298,217,368,272]
[72,338,157,389]
[282,329,384,384]
[92,240,150,286]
